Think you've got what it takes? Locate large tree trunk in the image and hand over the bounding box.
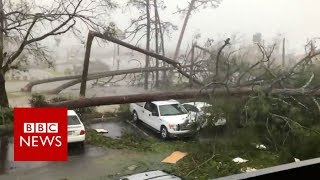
[46,66,191,94]
[80,33,94,97]
[144,0,151,90]
[43,88,320,109]
[0,72,8,107]
[154,6,167,82]
[173,0,196,61]
[0,0,8,108]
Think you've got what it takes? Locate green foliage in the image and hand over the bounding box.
[86,129,152,151]
[29,94,48,107]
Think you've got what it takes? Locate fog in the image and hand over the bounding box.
[41,0,320,64]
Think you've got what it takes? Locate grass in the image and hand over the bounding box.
[86,129,282,179]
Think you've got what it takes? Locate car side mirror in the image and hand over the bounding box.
[152,112,159,116]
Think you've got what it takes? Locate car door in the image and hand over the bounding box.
[147,103,161,131]
[141,102,152,123]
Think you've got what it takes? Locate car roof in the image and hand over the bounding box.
[152,99,180,106]
[67,110,77,116]
[183,102,211,108]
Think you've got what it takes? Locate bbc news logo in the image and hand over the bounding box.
[14,108,68,161]
[20,123,62,147]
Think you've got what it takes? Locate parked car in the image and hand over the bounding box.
[129,100,198,139]
[182,102,212,128]
[120,170,181,180]
[182,102,227,127]
[67,110,86,146]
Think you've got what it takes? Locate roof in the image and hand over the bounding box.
[152,99,180,106]
[67,110,77,116]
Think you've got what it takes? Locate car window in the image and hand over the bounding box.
[144,102,152,111]
[68,115,81,125]
[159,104,188,116]
[183,104,200,112]
[145,103,158,115]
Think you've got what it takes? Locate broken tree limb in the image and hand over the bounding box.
[22,65,191,93]
[46,66,191,94]
[80,32,94,97]
[44,88,320,109]
[79,31,204,97]
[215,38,230,80]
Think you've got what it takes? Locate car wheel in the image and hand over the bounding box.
[160,126,169,139]
[132,111,139,123]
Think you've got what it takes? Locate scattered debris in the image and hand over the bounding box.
[294,158,300,162]
[127,165,138,171]
[256,144,267,150]
[95,129,108,133]
[232,157,248,164]
[241,167,257,173]
[162,151,188,164]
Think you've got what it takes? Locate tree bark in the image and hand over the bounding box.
[173,0,196,60]
[189,43,195,87]
[0,72,8,107]
[80,33,94,97]
[0,0,8,108]
[43,88,320,109]
[144,0,151,90]
[154,6,167,81]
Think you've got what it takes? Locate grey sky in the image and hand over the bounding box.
[113,0,320,54]
[56,0,320,60]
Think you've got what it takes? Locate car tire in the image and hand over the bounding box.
[160,126,169,139]
[132,111,139,123]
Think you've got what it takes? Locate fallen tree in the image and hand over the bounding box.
[80,31,204,97]
[22,65,191,93]
[43,88,320,109]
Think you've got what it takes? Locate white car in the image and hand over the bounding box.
[182,102,226,127]
[182,102,212,128]
[67,110,86,145]
[129,100,197,139]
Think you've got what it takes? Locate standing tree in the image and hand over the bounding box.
[144,0,151,90]
[125,0,177,89]
[0,0,116,107]
[173,0,222,60]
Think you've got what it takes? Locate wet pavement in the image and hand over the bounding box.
[90,121,129,139]
[0,121,162,180]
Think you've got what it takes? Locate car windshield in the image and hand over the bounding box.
[68,115,81,125]
[159,104,188,116]
[183,104,200,112]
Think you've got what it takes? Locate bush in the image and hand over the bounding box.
[29,94,48,107]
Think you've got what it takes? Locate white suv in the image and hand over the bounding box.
[67,110,86,146]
